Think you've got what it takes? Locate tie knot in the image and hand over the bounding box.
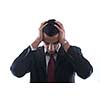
[50,54,54,57]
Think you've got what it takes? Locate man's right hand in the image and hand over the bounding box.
[38,21,47,42]
[31,21,47,48]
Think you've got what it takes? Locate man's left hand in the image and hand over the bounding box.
[55,21,70,52]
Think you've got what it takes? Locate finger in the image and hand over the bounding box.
[54,24,61,30]
[39,23,48,31]
[54,24,65,32]
[55,21,64,29]
[39,21,47,29]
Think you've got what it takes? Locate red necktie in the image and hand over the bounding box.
[48,55,56,82]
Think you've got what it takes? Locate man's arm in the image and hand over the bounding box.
[60,38,93,79]
[11,36,42,78]
[10,46,33,77]
[10,21,46,78]
[65,46,93,79]
[55,21,93,79]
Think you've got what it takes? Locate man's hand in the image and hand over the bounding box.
[55,21,70,52]
[54,21,65,44]
[31,21,47,48]
[38,21,47,42]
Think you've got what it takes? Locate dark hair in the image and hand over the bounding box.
[42,19,60,36]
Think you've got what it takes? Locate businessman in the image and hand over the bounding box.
[10,19,93,83]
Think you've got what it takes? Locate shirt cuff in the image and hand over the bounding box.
[30,45,37,51]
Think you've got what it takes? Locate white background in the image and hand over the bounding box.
[0,0,100,100]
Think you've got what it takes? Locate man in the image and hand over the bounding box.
[10,19,93,83]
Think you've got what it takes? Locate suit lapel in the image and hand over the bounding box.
[56,46,65,61]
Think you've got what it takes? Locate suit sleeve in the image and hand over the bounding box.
[10,46,33,78]
[65,46,93,79]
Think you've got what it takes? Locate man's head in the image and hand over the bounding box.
[42,19,60,36]
[42,19,61,54]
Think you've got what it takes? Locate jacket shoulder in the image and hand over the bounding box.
[67,46,82,55]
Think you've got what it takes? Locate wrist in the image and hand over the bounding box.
[37,37,42,42]
[60,39,68,46]
[61,39,70,52]
[31,37,41,48]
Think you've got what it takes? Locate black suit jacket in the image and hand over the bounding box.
[10,46,93,83]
